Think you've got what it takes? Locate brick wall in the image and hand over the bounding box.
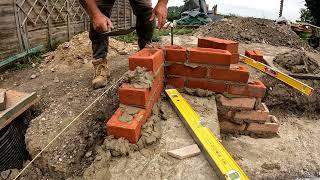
[106,48,164,143]
[105,37,277,144]
[165,38,266,98]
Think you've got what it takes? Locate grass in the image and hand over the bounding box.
[11,52,44,71]
[114,27,194,43]
[223,13,239,18]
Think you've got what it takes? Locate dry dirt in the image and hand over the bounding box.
[194,17,313,51]
[0,32,138,179]
[1,24,320,179]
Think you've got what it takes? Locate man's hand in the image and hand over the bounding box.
[150,1,168,29]
[92,13,113,32]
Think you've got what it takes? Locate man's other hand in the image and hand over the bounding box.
[93,13,113,32]
[150,2,168,29]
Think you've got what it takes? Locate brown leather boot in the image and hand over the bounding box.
[92,58,109,89]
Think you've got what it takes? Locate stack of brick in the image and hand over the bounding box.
[165,37,266,98]
[217,95,279,136]
[106,48,164,143]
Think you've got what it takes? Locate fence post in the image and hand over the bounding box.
[47,0,52,49]
[67,0,71,41]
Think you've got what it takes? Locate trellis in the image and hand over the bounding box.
[0,0,135,60]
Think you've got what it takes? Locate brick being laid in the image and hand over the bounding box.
[129,48,164,73]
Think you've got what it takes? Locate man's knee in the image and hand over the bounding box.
[96,0,115,17]
[130,0,153,18]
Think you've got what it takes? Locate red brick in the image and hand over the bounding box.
[119,84,150,108]
[106,108,146,143]
[245,49,264,62]
[187,79,226,93]
[246,115,279,134]
[166,76,185,89]
[198,37,239,54]
[144,82,164,124]
[217,95,256,110]
[234,103,270,124]
[129,48,164,73]
[165,45,187,63]
[189,48,232,66]
[107,81,163,143]
[231,53,239,64]
[228,80,266,98]
[209,65,249,83]
[218,110,234,119]
[166,64,207,78]
[219,121,246,133]
[119,67,164,108]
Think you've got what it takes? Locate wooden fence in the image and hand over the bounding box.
[0,0,135,60]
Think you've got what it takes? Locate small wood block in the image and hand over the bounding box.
[0,89,6,111]
[167,144,201,160]
[0,90,39,130]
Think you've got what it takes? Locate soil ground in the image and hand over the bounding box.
[1,27,320,179]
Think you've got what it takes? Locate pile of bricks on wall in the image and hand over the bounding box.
[164,37,279,136]
[106,48,164,143]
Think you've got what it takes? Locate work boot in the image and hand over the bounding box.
[92,58,109,89]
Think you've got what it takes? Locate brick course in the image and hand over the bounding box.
[129,48,164,73]
[189,48,232,65]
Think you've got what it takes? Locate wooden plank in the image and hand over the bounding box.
[66,0,71,40]
[14,0,24,51]
[0,90,39,130]
[0,89,6,111]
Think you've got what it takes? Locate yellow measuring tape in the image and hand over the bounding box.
[165,89,249,180]
[240,54,314,96]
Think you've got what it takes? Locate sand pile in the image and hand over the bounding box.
[42,32,135,69]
